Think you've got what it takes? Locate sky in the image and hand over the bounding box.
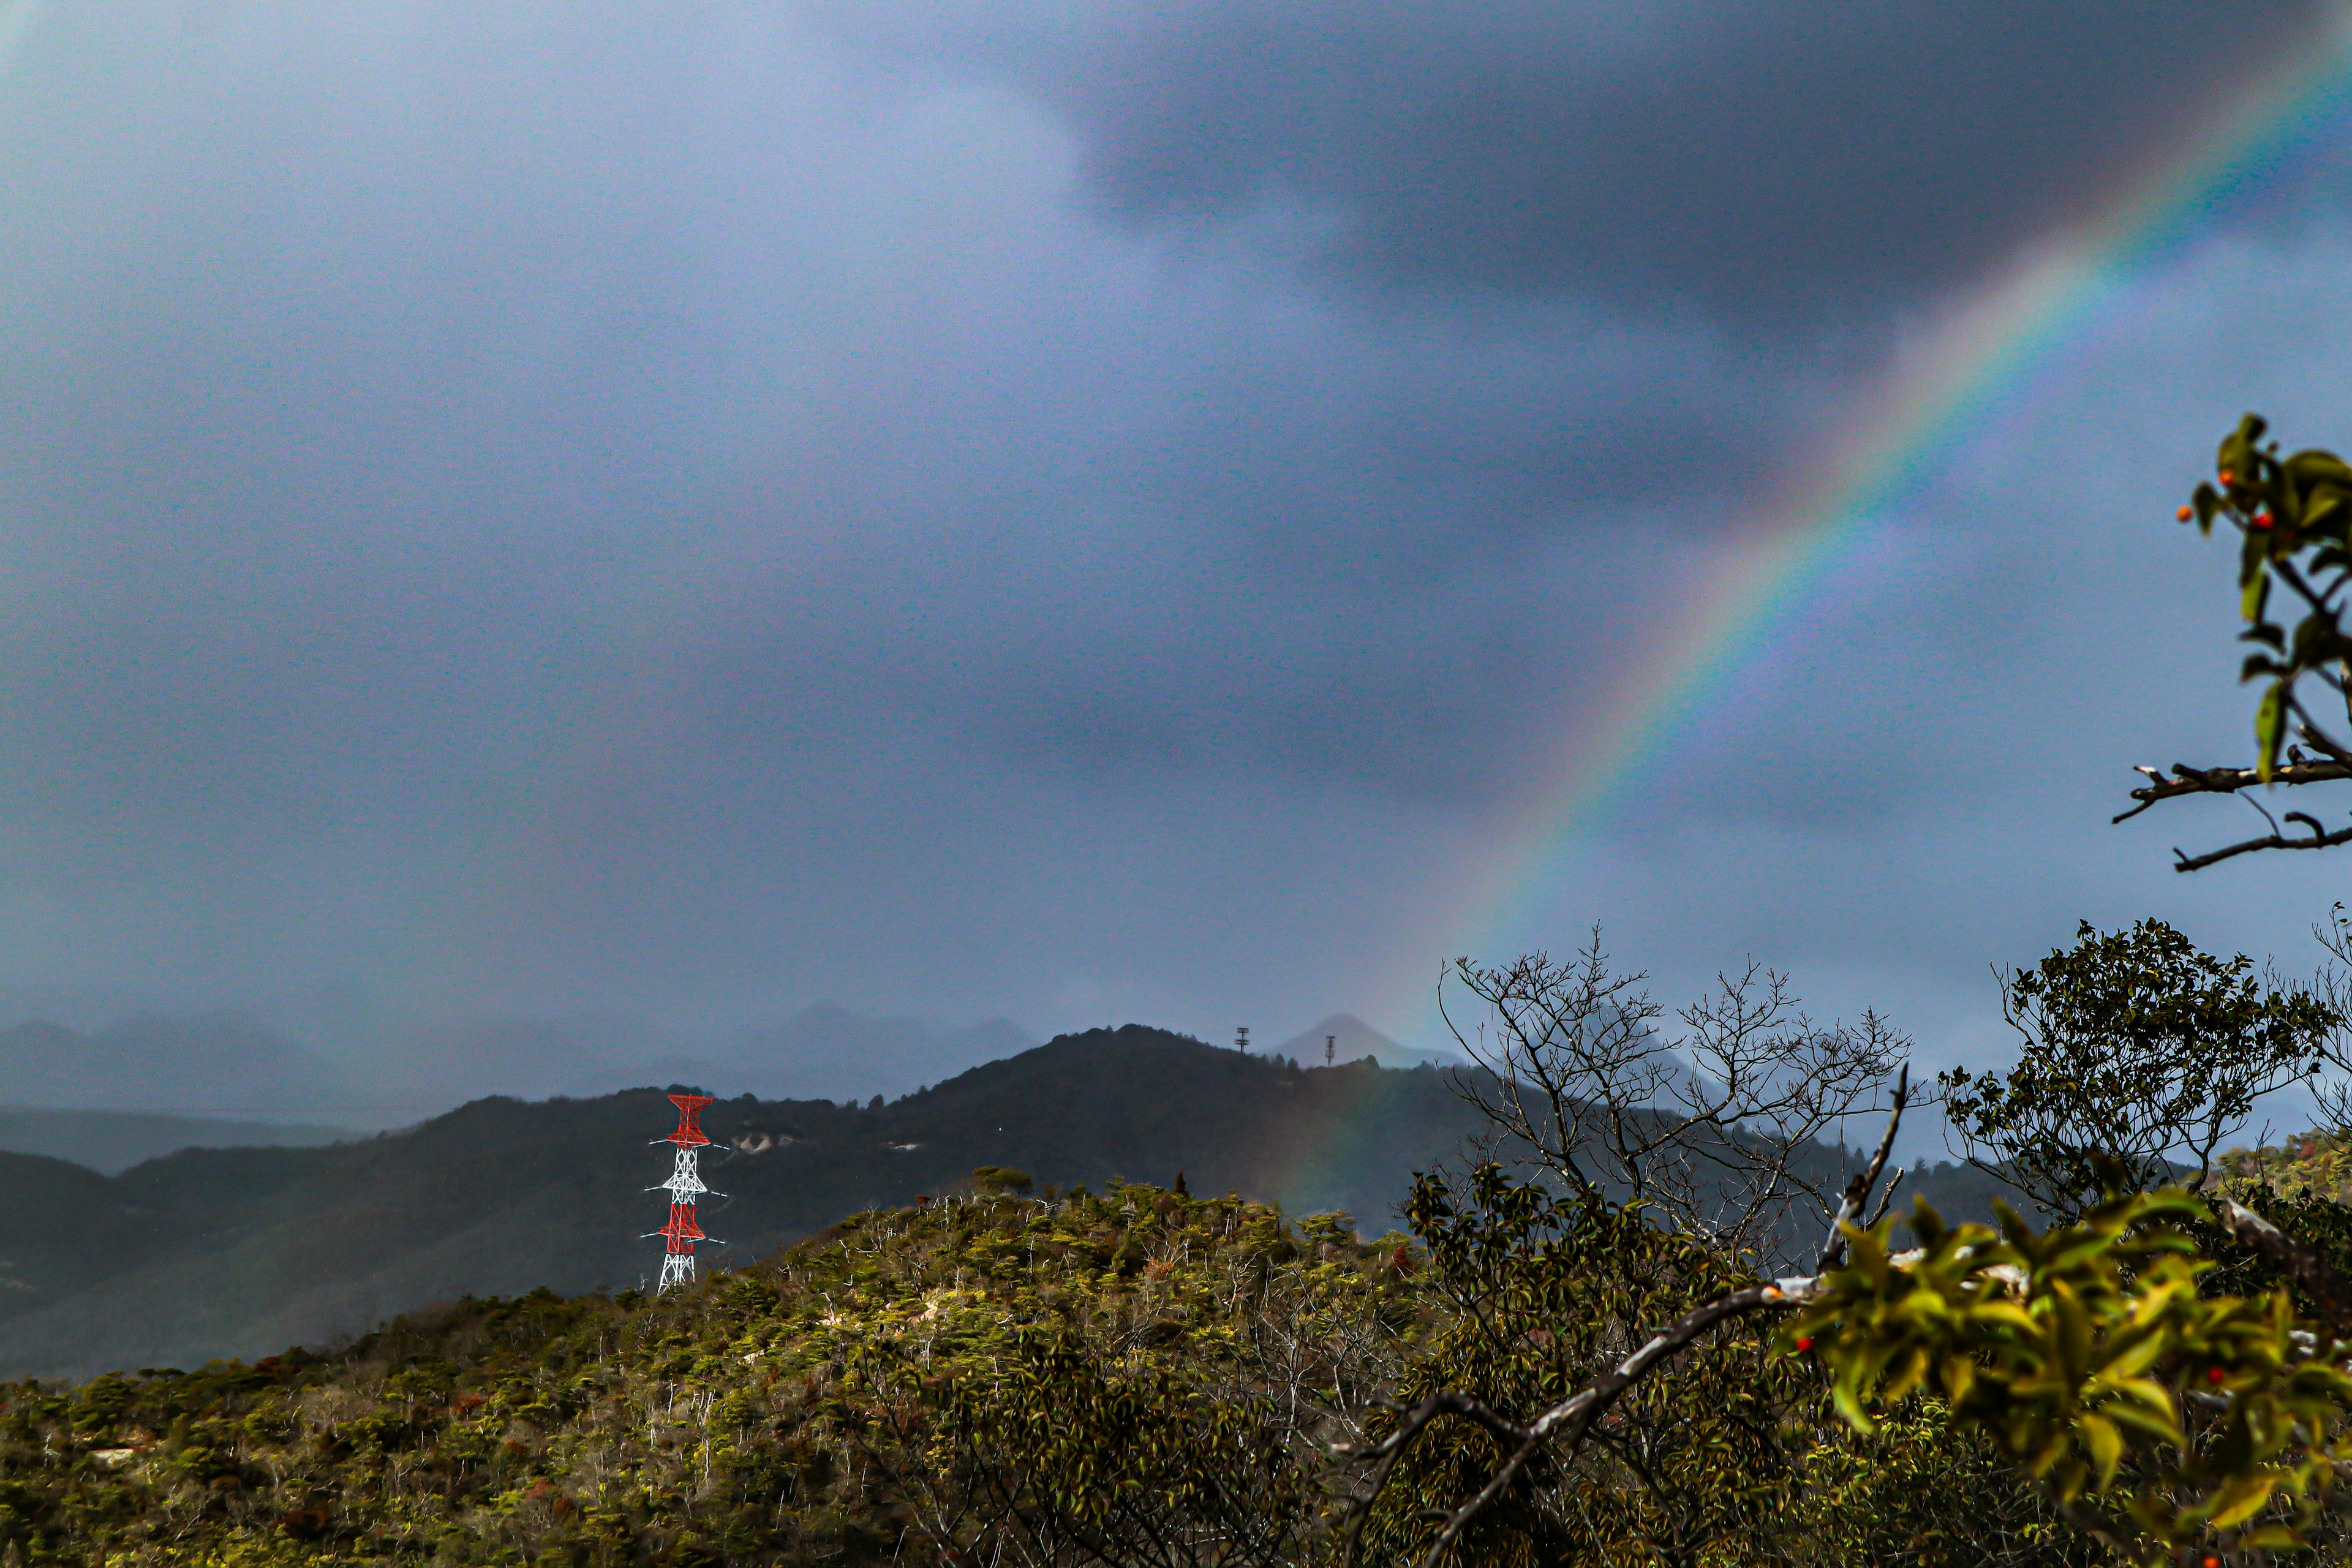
[5,2,2352,1104]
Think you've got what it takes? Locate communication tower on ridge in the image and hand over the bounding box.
[648,1092,720,1294]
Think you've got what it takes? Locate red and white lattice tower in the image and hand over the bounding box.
[647,1092,720,1293]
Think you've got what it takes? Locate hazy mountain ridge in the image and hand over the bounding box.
[0,1014,351,1116]
[0,1108,356,1175]
[571,1005,1037,1104]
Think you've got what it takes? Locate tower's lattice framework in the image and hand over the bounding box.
[648,1092,719,1292]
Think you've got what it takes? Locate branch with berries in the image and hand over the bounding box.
[2128,415,2352,870]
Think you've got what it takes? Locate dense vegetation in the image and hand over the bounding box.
[0,1177,1404,1566]
[0,1164,2094,1568]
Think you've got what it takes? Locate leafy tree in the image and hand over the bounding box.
[1939,919,2337,1221]
[971,1164,1035,1196]
[1791,1187,2352,1564]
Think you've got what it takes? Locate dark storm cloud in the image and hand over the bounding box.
[818,0,2332,327]
[1,0,2348,1074]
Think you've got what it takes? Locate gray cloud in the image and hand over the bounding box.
[815,0,2332,328]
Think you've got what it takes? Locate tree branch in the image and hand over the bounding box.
[1343,1281,1800,1568]
[2214,1196,2352,1339]
[1335,1391,1531,1566]
[1342,1076,1911,1567]
[2170,818,2352,872]
[2113,759,2352,824]
[2289,705,2352,769]
[1818,1065,1907,1272]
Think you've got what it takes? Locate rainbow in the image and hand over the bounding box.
[1381,13,2352,1033]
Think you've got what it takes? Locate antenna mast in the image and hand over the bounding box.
[648,1092,719,1293]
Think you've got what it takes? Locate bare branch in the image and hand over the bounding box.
[2171,818,2352,873]
[2291,706,2352,769]
[1866,1166,1905,1229]
[1441,937,1905,1268]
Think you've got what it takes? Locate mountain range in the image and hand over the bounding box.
[0,1026,1495,1380]
[0,1002,1455,1147]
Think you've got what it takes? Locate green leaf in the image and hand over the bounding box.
[2283,448,2352,488]
[2242,562,2271,624]
[2237,1523,2302,1550]
[1940,1353,1976,1407]
[2304,486,2343,536]
[1826,1367,1875,1434]
[2195,482,2224,535]
[2079,1411,2122,1491]
[1882,1346,1930,1406]
[2256,682,2288,782]
[2206,1471,2276,1531]
[2291,614,2342,666]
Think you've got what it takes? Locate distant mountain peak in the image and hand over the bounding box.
[1274,1014,1457,1069]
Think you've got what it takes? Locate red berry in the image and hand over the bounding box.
[2204,1556,2222,1568]
[2221,469,2237,484]
[1795,1336,1814,1352]
[2253,511,2274,529]
[2177,505,2194,521]
[2208,1366,2226,1383]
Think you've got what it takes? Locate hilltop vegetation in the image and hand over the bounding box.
[0,1180,1402,1565]
[0,1169,2081,1568]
